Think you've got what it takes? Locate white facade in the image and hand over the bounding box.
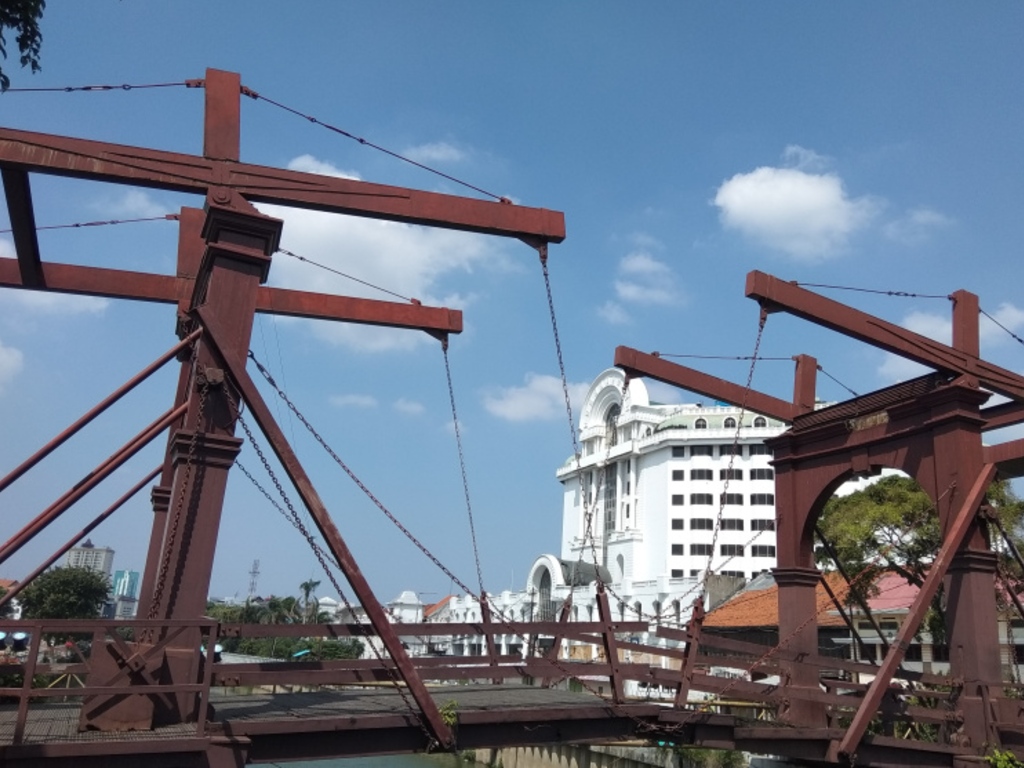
[66,539,114,577]
[555,368,787,584]
[434,368,788,666]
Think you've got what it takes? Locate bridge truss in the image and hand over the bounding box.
[1,68,1023,768]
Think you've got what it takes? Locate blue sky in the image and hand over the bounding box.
[1,3,1023,605]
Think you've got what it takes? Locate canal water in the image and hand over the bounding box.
[286,754,465,768]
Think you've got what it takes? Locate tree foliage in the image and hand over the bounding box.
[18,566,109,620]
[0,0,45,92]
[816,474,1024,638]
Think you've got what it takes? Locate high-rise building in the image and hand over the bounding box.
[554,368,787,585]
[66,539,114,577]
[112,570,139,599]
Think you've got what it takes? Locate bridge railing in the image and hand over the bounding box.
[212,619,653,690]
[0,618,217,746]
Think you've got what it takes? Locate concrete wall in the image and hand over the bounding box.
[471,743,748,768]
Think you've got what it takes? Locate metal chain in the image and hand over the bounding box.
[148,359,208,620]
[247,351,643,729]
[699,309,768,593]
[441,342,486,596]
[246,351,479,600]
[234,411,439,750]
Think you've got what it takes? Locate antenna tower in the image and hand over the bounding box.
[247,558,260,600]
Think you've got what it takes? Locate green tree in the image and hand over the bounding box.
[0,0,45,92]
[299,579,320,624]
[816,474,1024,638]
[0,586,13,619]
[18,566,109,620]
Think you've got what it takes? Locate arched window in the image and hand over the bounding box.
[695,418,707,429]
[724,417,737,429]
[754,416,767,428]
[605,404,621,446]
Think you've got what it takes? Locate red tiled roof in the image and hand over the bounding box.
[705,572,849,629]
[867,572,918,612]
[424,595,453,619]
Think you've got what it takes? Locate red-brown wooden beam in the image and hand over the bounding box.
[0,258,462,334]
[833,462,997,761]
[746,270,1024,403]
[193,302,454,749]
[0,127,565,242]
[1,167,43,286]
[614,346,800,423]
[983,437,1024,479]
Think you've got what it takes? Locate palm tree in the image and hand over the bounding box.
[263,595,300,625]
[299,579,321,624]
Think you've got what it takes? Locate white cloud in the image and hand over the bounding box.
[597,301,630,325]
[0,286,109,315]
[0,240,110,315]
[287,154,360,179]
[981,302,1024,345]
[93,189,172,218]
[782,145,829,172]
[610,249,681,308]
[0,336,23,394]
[713,157,879,261]
[645,380,686,405]
[258,155,507,353]
[483,373,589,422]
[394,397,425,415]
[877,310,949,383]
[874,305,1024,383]
[403,142,466,164]
[883,207,954,246]
[329,393,378,409]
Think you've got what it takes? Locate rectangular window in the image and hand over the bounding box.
[672,446,686,458]
[671,544,684,556]
[750,468,775,480]
[671,518,684,530]
[721,493,743,505]
[933,645,949,662]
[904,644,923,662]
[750,494,775,505]
[690,468,713,481]
[690,445,714,457]
[671,569,684,578]
[690,569,701,577]
[721,518,744,531]
[691,543,713,556]
[672,469,685,481]
[671,494,685,506]
[749,444,773,456]
[720,570,745,578]
[751,545,776,557]
[720,444,743,457]
[690,518,714,530]
[690,493,714,505]
[720,468,743,480]
[720,544,744,557]
[751,519,776,531]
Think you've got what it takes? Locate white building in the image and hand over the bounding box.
[66,539,114,578]
[555,368,787,586]
[440,368,787,666]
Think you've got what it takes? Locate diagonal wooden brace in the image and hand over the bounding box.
[833,463,997,761]
[192,303,453,749]
[675,598,705,707]
[595,585,625,703]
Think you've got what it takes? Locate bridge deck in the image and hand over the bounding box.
[1,684,668,765]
